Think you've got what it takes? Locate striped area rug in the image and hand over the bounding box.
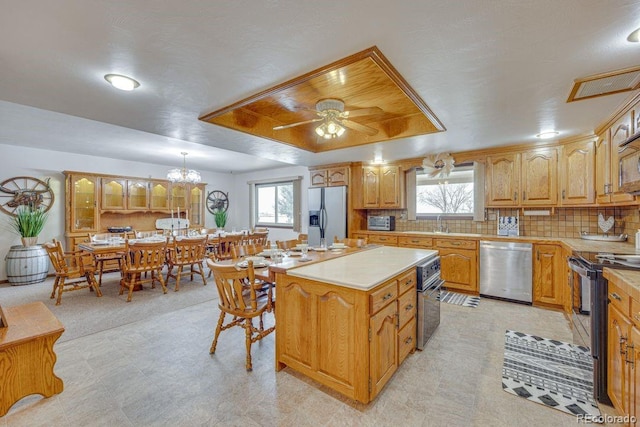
[437,290,480,307]
[502,330,600,418]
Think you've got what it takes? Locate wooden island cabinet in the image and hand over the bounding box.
[275,246,435,403]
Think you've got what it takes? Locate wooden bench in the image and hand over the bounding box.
[0,302,64,416]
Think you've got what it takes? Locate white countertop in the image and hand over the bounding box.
[286,246,438,290]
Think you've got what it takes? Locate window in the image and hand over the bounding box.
[416,164,474,217]
[256,182,294,226]
[248,176,302,230]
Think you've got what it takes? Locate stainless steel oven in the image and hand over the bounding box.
[568,255,609,405]
[416,255,442,350]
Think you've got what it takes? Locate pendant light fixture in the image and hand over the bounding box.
[167,152,201,184]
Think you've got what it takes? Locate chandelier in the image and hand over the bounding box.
[167,152,201,184]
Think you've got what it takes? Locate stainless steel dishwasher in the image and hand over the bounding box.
[479,241,532,303]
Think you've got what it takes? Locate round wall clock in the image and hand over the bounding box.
[0,176,55,216]
[206,190,229,214]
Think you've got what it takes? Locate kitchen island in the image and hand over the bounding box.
[275,246,437,403]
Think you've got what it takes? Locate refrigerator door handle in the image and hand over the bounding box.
[320,208,327,238]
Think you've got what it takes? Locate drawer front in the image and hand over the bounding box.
[397,288,417,327]
[631,298,640,329]
[370,281,398,314]
[398,236,433,248]
[398,317,417,365]
[397,270,416,296]
[352,233,368,241]
[608,282,630,316]
[435,238,477,250]
[368,234,398,246]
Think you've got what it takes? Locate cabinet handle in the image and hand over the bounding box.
[405,279,413,285]
[382,293,393,301]
[404,336,413,344]
[405,304,414,311]
[537,250,539,261]
[610,292,622,301]
[523,191,526,200]
[514,192,518,201]
[451,242,461,246]
[627,343,635,366]
[562,190,565,199]
[621,335,628,357]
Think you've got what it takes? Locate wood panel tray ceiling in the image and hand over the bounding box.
[199,46,445,152]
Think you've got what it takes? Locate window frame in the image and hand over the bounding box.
[415,163,475,220]
[248,176,302,231]
[254,181,294,228]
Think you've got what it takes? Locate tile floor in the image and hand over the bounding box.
[1,283,616,426]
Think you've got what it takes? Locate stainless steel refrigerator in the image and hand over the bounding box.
[308,186,347,246]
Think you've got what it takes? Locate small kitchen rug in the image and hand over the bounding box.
[437,290,480,307]
[502,330,601,419]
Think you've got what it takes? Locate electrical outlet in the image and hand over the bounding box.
[488,213,497,221]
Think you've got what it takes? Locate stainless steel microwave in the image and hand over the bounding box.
[619,133,640,194]
[368,215,395,231]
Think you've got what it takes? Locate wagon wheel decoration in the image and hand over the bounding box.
[206,190,229,214]
[0,176,55,216]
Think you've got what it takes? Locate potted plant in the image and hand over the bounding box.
[10,205,48,247]
[214,210,227,230]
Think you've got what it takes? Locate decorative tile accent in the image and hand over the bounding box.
[502,330,601,419]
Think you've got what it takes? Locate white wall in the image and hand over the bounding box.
[0,144,234,281]
[231,166,310,245]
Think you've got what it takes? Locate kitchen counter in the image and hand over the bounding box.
[287,246,436,290]
[358,230,639,254]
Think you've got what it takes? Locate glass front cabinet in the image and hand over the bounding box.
[68,174,99,232]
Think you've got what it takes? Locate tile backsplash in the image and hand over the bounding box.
[366,207,640,244]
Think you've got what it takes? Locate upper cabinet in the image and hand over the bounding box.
[101,178,126,210]
[610,112,636,204]
[486,148,558,207]
[309,165,349,187]
[67,173,99,233]
[361,165,405,209]
[127,179,150,210]
[485,154,520,206]
[560,139,595,205]
[188,184,206,228]
[595,133,612,203]
[149,181,170,210]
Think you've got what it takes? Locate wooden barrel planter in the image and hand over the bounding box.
[5,245,49,286]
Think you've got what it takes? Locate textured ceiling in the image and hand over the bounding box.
[0,1,639,173]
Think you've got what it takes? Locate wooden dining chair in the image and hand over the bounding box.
[250,229,269,245]
[211,234,243,261]
[334,236,368,247]
[276,239,300,250]
[231,243,264,260]
[166,236,208,291]
[43,239,102,305]
[89,232,127,286]
[120,240,168,302]
[206,259,275,371]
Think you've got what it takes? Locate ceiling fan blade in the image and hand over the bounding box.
[341,119,378,136]
[273,117,323,130]
[342,106,384,118]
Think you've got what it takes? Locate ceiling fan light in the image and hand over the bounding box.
[336,125,346,137]
[315,125,325,137]
[327,121,338,134]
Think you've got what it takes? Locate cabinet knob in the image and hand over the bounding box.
[382,293,393,301]
[610,292,622,301]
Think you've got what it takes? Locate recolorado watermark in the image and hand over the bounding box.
[576,414,636,423]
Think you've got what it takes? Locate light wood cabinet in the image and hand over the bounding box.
[67,174,99,233]
[485,153,520,206]
[188,184,206,228]
[101,178,126,210]
[560,139,595,205]
[361,165,405,209]
[520,148,558,205]
[436,238,477,293]
[595,133,613,203]
[149,181,170,210]
[605,278,640,423]
[532,244,563,308]
[367,234,398,246]
[310,165,349,187]
[398,236,433,249]
[610,112,636,204]
[275,267,417,403]
[486,148,558,206]
[127,179,150,210]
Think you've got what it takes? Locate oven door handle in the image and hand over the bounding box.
[568,257,593,278]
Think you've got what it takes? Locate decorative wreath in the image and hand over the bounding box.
[422,153,455,178]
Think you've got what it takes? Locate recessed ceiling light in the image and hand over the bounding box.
[536,131,559,139]
[104,74,140,91]
[628,27,640,43]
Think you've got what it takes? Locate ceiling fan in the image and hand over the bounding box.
[273,98,382,139]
